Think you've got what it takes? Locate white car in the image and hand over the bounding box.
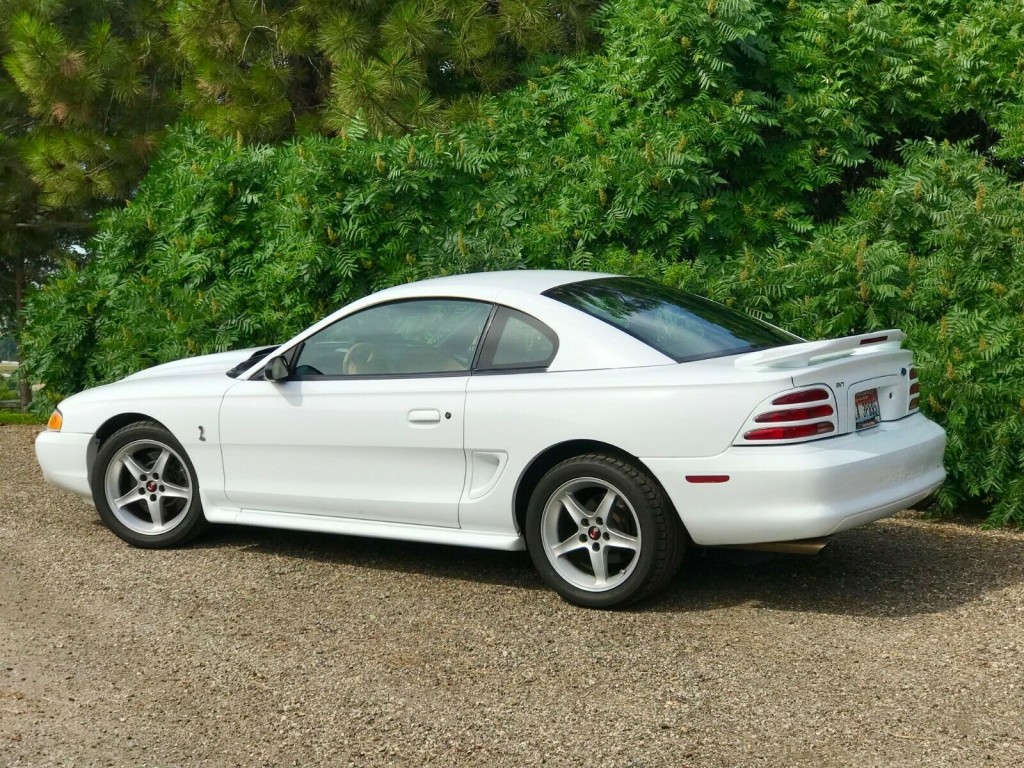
[36,271,946,607]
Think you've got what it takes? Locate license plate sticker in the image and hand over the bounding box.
[855,389,881,430]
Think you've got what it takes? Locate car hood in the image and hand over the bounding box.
[121,348,267,382]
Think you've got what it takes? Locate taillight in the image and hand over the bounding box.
[908,367,920,411]
[740,387,839,443]
[744,423,836,441]
[754,404,834,423]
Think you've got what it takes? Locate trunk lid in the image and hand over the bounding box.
[734,330,917,440]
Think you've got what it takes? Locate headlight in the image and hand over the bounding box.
[47,409,63,431]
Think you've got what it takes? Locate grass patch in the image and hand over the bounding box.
[0,410,45,425]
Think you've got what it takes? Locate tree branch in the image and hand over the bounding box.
[15,221,97,231]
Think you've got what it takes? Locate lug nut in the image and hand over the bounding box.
[592,543,600,551]
[596,517,603,525]
[603,532,610,540]
[579,534,587,543]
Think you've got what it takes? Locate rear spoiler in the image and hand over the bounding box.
[735,330,906,371]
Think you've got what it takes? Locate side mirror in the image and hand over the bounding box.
[264,356,290,382]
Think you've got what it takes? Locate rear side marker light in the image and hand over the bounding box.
[685,475,730,484]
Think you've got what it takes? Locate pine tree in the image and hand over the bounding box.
[1,0,180,405]
[169,0,597,139]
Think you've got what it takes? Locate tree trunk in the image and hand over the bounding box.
[12,257,31,410]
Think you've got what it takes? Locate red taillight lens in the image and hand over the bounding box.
[754,404,835,423]
[770,388,830,405]
[744,423,836,441]
[740,387,838,443]
[909,368,920,411]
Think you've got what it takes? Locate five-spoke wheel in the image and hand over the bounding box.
[526,453,683,608]
[539,477,642,591]
[91,422,207,548]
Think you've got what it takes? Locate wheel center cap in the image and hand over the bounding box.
[587,526,601,540]
[146,480,158,493]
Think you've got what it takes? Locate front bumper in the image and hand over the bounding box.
[645,413,946,547]
[35,430,94,504]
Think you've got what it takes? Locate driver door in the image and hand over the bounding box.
[219,298,493,527]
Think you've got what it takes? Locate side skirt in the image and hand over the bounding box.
[203,504,526,552]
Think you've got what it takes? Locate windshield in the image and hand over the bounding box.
[544,277,801,362]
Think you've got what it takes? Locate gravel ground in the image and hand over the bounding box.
[2,423,1023,767]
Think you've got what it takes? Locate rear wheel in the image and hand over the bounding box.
[525,453,683,608]
[91,422,208,548]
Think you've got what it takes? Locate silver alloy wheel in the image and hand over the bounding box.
[539,476,642,592]
[103,439,194,536]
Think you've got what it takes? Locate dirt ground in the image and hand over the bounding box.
[2,423,1022,767]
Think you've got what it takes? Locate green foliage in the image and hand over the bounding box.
[1,0,176,208]
[170,0,597,139]
[0,409,44,424]
[21,0,1024,525]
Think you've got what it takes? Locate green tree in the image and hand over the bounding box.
[1,0,178,404]
[169,0,597,139]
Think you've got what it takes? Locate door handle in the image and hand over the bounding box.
[408,409,441,424]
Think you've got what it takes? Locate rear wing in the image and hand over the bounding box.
[734,330,906,371]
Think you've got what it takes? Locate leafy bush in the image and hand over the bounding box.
[22,0,1024,525]
[668,141,1024,525]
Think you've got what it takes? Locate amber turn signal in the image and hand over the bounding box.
[47,409,63,431]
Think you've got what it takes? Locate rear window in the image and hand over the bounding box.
[544,277,800,362]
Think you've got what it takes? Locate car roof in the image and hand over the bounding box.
[369,270,613,303]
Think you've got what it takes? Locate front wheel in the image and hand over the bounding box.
[90,421,208,548]
[525,454,683,608]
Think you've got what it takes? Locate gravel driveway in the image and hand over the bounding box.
[2,423,1022,767]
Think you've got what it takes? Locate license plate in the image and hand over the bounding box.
[855,389,881,430]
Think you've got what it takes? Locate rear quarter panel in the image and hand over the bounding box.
[461,362,792,532]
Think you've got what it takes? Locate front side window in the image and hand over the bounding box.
[544,277,800,362]
[294,299,492,377]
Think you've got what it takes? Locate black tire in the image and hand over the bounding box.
[90,421,208,548]
[524,453,683,608]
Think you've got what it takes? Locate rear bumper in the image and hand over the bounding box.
[645,413,946,546]
[35,430,94,504]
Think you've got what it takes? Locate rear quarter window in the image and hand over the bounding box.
[476,308,558,372]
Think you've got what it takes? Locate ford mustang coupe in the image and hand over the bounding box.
[36,271,946,607]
